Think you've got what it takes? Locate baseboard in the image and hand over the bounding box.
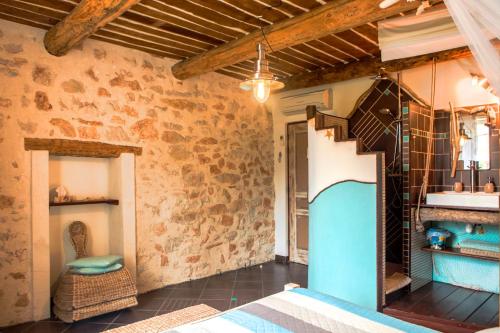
[275,255,289,264]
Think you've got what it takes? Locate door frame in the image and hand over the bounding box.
[286,121,309,265]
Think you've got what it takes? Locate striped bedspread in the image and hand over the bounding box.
[165,288,439,333]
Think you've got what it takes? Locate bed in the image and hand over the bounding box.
[165,288,439,333]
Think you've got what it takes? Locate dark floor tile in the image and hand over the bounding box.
[0,322,35,333]
[230,297,260,308]
[288,265,307,275]
[232,288,262,299]
[262,270,288,280]
[205,278,235,289]
[174,278,208,289]
[289,270,308,278]
[142,287,174,298]
[212,271,237,281]
[288,272,308,286]
[102,323,124,330]
[159,299,199,314]
[169,288,203,299]
[262,271,289,279]
[199,299,230,312]
[200,289,232,300]
[236,269,262,281]
[288,263,307,273]
[262,285,285,293]
[263,287,284,297]
[64,322,109,333]
[135,295,165,310]
[3,262,311,333]
[113,310,156,325]
[23,321,69,333]
[262,278,289,289]
[234,281,261,290]
[80,311,121,325]
[261,263,289,274]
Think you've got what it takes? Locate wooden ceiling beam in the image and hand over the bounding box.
[44,0,142,56]
[171,0,440,80]
[3,0,199,58]
[281,46,478,92]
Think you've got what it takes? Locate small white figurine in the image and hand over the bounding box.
[465,223,474,234]
[55,186,70,203]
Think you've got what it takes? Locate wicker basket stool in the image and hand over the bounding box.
[104,304,219,333]
[53,221,138,323]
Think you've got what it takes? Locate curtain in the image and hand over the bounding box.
[378,7,466,62]
[444,0,500,95]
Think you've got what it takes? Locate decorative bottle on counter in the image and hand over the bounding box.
[484,177,495,193]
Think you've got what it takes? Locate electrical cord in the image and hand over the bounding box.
[260,26,275,54]
[256,0,283,53]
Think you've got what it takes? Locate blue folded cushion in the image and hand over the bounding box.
[460,239,499,253]
[67,255,123,268]
[71,263,123,275]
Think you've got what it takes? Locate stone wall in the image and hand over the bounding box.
[0,20,275,326]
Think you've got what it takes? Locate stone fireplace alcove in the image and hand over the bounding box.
[25,138,142,321]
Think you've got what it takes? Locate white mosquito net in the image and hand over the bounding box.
[444,0,500,94]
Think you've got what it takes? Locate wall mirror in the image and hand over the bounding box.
[454,111,490,170]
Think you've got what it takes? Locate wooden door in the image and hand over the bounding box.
[288,122,309,265]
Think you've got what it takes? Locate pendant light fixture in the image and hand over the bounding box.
[240,42,284,103]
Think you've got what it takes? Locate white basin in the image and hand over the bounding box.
[426,191,500,209]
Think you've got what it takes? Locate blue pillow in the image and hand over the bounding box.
[460,239,499,253]
[71,263,123,275]
[67,255,122,268]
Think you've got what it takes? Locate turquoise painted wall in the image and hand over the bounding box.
[432,222,499,293]
[308,181,379,310]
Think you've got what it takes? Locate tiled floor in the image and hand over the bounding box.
[1,261,307,333]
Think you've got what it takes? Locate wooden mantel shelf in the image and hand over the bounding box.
[412,207,500,225]
[421,246,499,262]
[49,199,119,207]
[25,138,142,157]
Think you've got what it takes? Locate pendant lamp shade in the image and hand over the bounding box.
[240,42,284,103]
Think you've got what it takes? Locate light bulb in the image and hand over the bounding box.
[253,79,271,103]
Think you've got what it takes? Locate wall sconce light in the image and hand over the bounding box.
[471,74,488,87]
[471,75,479,86]
[478,77,488,87]
[471,73,497,96]
[485,104,499,129]
[458,123,470,147]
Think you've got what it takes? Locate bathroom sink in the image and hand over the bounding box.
[426,191,500,209]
